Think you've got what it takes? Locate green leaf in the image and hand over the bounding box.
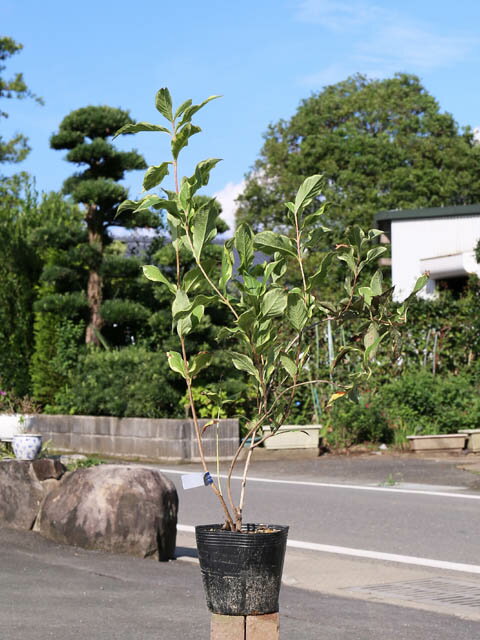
[179,95,221,126]
[338,249,356,272]
[366,246,387,263]
[177,303,204,338]
[189,352,212,377]
[368,229,383,241]
[220,243,234,291]
[191,293,218,307]
[192,204,218,258]
[132,194,179,216]
[364,322,379,351]
[113,122,170,139]
[234,223,254,270]
[318,300,336,313]
[237,308,256,332]
[174,99,193,120]
[264,258,287,284]
[183,263,212,292]
[411,273,429,296]
[398,274,429,309]
[309,252,333,289]
[142,162,171,191]
[172,289,190,321]
[303,204,327,228]
[254,230,296,258]
[217,326,241,340]
[116,199,137,217]
[142,265,176,294]
[370,270,383,296]
[171,123,201,160]
[260,288,287,318]
[188,158,222,192]
[294,175,323,213]
[358,286,373,306]
[166,351,187,378]
[155,88,173,121]
[230,352,261,383]
[280,353,297,379]
[286,292,308,331]
[364,327,388,362]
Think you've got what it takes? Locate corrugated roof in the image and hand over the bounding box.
[374,203,480,223]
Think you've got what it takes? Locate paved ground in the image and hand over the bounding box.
[2,452,480,639]
[240,449,480,490]
[3,527,480,640]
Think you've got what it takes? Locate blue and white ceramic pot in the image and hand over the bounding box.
[12,434,43,461]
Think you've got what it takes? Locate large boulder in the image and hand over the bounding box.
[0,460,45,530]
[35,465,178,560]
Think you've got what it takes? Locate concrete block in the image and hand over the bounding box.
[211,614,245,640]
[49,433,72,450]
[246,613,279,639]
[91,435,115,456]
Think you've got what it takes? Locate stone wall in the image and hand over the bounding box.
[28,415,239,462]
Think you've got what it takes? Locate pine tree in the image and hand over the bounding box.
[0,36,43,166]
[50,106,154,344]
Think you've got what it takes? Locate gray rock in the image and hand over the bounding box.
[31,458,65,481]
[0,460,45,530]
[36,465,178,560]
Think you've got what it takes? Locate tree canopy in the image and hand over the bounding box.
[0,36,43,166]
[236,73,480,235]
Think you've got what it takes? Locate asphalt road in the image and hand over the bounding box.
[157,454,480,566]
[2,453,480,638]
[2,527,480,640]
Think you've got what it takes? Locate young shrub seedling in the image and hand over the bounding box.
[116,89,427,531]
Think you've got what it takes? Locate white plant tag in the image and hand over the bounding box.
[181,472,213,490]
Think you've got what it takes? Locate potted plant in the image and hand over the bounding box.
[0,385,42,460]
[11,424,43,461]
[115,89,426,618]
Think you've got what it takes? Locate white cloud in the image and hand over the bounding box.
[213,180,245,236]
[358,23,476,72]
[295,0,381,31]
[294,0,478,86]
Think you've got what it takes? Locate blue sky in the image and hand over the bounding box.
[3,0,480,230]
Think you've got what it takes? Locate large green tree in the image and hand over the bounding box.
[0,36,43,166]
[50,106,153,344]
[237,73,480,235]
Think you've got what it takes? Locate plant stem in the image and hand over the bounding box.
[236,428,257,530]
[184,227,239,320]
[173,149,234,530]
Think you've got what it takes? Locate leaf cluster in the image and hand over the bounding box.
[117,87,427,529]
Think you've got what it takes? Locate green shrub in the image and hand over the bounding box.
[377,369,480,436]
[326,395,391,449]
[31,312,84,405]
[50,345,182,418]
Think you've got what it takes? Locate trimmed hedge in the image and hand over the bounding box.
[50,346,183,418]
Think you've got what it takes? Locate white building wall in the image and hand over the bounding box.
[391,215,480,300]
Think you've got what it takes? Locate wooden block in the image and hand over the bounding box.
[211,614,245,640]
[246,613,279,639]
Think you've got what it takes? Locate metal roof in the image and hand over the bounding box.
[374,203,480,223]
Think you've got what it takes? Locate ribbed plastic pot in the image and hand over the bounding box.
[195,523,288,616]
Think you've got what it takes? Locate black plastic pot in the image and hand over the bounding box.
[195,523,289,616]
